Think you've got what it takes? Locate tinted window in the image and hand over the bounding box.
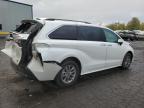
[49,25,77,40]
[78,26,105,42]
[103,29,119,43]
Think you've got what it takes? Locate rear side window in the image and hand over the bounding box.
[49,25,77,40]
[103,29,119,43]
[78,26,105,42]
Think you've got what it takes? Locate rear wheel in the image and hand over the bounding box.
[55,59,80,87]
[121,53,132,69]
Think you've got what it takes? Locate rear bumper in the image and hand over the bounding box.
[11,60,37,80]
[11,58,62,81]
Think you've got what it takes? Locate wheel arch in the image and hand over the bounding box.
[61,57,82,72]
[126,51,133,60]
[122,51,134,65]
[54,56,82,83]
[121,51,133,69]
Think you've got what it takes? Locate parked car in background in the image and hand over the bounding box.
[133,30,144,36]
[133,30,144,40]
[116,30,138,41]
[1,18,134,87]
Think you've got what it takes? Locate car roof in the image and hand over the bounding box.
[36,18,106,29]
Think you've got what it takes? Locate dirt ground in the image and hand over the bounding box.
[0,38,144,108]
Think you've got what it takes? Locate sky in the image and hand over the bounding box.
[13,0,144,24]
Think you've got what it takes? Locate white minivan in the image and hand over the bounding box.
[2,18,134,87]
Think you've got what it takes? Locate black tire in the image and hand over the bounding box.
[55,59,80,87]
[121,53,132,69]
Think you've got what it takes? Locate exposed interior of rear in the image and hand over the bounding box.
[15,20,41,34]
[14,20,43,67]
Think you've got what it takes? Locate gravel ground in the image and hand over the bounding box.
[0,39,144,108]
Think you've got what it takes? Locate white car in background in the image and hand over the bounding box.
[133,30,144,35]
[2,18,134,87]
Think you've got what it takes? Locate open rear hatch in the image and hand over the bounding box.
[1,20,43,65]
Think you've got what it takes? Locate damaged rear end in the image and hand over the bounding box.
[1,19,61,81]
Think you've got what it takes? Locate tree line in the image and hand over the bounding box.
[106,17,144,31]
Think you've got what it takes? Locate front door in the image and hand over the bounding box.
[103,29,124,68]
[77,25,107,74]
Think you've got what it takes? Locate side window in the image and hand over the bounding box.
[49,25,77,40]
[78,26,105,42]
[103,29,119,43]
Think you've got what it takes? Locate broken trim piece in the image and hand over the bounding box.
[43,61,61,66]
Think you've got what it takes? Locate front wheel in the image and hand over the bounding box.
[121,53,132,69]
[55,59,80,87]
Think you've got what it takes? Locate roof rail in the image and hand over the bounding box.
[46,18,91,24]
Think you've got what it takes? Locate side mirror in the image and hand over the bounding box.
[118,39,123,45]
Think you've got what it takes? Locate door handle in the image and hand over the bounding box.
[100,44,106,46]
[107,44,112,46]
